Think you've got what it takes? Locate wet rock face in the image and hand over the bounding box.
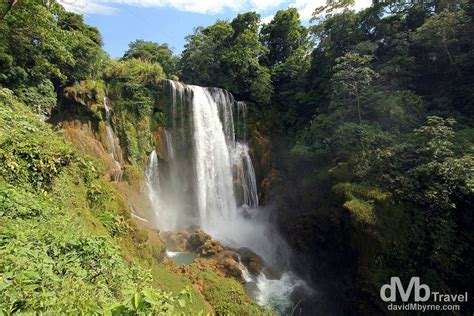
[197,240,224,257]
[193,250,246,283]
[187,229,212,251]
[51,81,124,182]
[237,247,264,275]
[249,129,275,201]
[218,257,245,282]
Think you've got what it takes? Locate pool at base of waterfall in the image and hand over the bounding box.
[166,250,197,265]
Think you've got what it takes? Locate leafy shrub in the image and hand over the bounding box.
[0,88,75,190]
[106,58,165,87]
[15,79,56,116]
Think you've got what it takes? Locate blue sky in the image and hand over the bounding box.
[59,0,371,57]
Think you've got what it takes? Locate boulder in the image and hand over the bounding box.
[187,229,211,251]
[218,257,244,281]
[197,239,224,257]
[237,247,264,275]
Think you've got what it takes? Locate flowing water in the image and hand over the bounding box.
[145,80,312,314]
[103,97,123,181]
[145,150,163,228]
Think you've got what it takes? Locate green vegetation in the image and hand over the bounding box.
[0,89,199,314]
[123,40,179,78]
[180,13,272,105]
[105,58,160,165]
[1,0,474,314]
[0,0,104,113]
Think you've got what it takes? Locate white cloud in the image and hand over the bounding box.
[353,0,373,11]
[289,0,372,21]
[250,0,286,12]
[59,0,117,14]
[288,0,325,21]
[59,0,247,15]
[59,0,372,18]
[260,15,274,24]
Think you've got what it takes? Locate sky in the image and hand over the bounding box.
[59,0,372,57]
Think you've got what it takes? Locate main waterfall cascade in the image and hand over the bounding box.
[145,80,313,313]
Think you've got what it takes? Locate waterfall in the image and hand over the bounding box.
[149,81,260,233]
[236,101,247,141]
[191,86,238,229]
[233,142,259,209]
[163,129,175,160]
[145,150,166,229]
[145,151,160,195]
[256,272,314,313]
[145,81,311,314]
[148,81,275,257]
[102,97,122,181]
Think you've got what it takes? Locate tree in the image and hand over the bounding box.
[180,14,272,104]
[180,21,233,87]
[0,0,17,21]
[260,8,309,67]
[123,40,177,76]
[221,13,272,104]
[259,9,312,131]
[414,9,470,76]
[331,53,379,123]
[0,0,104,113]
[231,12,260,38]
[312,0,355,18]
[379,117,473,287]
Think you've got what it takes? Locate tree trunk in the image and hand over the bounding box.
[442,37,460,76]
[356,91,362,124]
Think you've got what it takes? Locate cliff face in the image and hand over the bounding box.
[249,128,277,202]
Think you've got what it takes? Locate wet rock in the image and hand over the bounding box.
[197,239,224,257]
[219,257,244,281]
[217,249,240,262]
[195,251,246,283]
[262,266,281,280]
[152,127,168,161]
[187,229,212,251]
[238,247,264,274]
